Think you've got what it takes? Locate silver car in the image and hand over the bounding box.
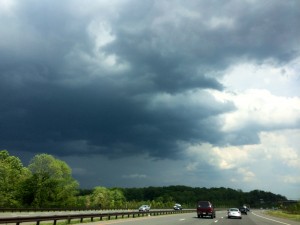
[173,203,182,210]
[139,205,150,212]
[228,208,242,219]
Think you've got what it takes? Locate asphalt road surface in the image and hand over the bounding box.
[79,210,299,225]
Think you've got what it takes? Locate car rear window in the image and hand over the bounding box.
[198,201,210,207]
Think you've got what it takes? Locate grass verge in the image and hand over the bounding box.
[266,210,300,222]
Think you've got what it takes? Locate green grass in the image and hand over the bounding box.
[266,210,300,222]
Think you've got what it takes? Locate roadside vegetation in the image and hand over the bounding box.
[0,149,295,210]
[266,202,300,222]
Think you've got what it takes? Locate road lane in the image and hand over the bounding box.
[218,211,255,225]
[80,212,222,225]
[217,210,300,225]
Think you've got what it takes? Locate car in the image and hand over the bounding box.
[139,205,150,212]
[228,208,242,219]
[197,201,216,218]
[173,203,182,210]
[239,206,248,214]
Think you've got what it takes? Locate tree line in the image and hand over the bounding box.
[0,150,288,209]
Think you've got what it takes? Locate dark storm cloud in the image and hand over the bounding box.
[0,70,230,158]
[112,0,299,65]
[1,0,299,160]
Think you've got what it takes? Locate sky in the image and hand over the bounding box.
[1,0,300,200]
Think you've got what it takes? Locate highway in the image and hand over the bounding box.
[78,210,299,225]
[0,210,298,225]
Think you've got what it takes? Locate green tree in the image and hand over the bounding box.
[0,150,30,207]
[90,187,126,208]
[109,188,126,208]
[90,186,111,208]
[22,154,79,207]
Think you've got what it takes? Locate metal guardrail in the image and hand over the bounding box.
[0,208,103,212]
[0,209,195,225]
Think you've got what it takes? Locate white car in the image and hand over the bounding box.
[139,205,150,212]
[173,203,182,210]
[228,208,242,219]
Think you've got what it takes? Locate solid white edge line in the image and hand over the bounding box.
[252,212,291,225]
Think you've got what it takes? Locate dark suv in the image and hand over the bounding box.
[239,207,248,214]
[197,201,216,218]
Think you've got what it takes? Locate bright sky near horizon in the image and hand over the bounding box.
[1,0,299,200]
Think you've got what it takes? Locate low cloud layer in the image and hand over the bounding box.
[1,0,299,199]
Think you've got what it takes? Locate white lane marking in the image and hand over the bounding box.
[214,219,218,222]
[252,212,291,225]
[179,218,185,221]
